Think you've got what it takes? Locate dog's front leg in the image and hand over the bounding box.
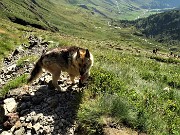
[52,73,61,91]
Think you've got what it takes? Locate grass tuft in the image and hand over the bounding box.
[0,74,28,97]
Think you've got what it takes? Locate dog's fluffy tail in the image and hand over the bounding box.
[27,56,43,84]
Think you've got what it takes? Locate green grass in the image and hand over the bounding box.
[0,1,179,134]
[16,55,38,68]
[76,42,180,134]
[25,28,180,134]
[0,34,15,57]
[0,18,30,62]
[0,74,28,97]
[0,20,179,134]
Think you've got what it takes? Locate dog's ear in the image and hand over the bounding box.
[85,49,90,58]
[77,49,81,58]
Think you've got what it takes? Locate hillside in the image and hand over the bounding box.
[65,0,180,20]
[120,10,180,48]
[1,0,180,28]
[0,0,108,36]
[0,0,180,135]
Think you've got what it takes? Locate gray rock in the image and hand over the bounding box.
[19,102,27,110]
[32,96,43,104]
[0,78,3,85]
[58,122,63,127]
[33,122,42,131]
[21,96,31,102]
[0,131,13,135]
[54,114,59,120]
[4,98,17,113]
[25,116,32,123]
[32,115,40,123]
[43,126,51,134]
[14,127,25,135]
[58,129,62,134]
[55,125,60,130]
[6,75,11,79]
[30,111,36,116]
[6,64,17,75]
[19,117,25,122]
[10,125,16,133]
[26,130,32,135]
[26,122,33,129]
[20,109,29,115]
[61,118,66,123]
[47,97,58,108]
[46,116,53,123]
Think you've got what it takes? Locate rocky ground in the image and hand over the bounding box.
[0,35,146,135]
[0,35,84,135]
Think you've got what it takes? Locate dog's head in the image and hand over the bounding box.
[75,48,92,76]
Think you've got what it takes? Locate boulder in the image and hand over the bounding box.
[4,98,17,113]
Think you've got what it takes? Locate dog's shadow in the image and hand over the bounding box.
[16,84,83,135]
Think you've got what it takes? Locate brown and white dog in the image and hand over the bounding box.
[27,46,94,90]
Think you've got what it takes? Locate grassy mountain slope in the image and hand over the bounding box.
[120,10,180,48]
[1,0,178,28]
[0,0,57,30]
[64,0,180,20]
[0,1,180,135]
[0,0,109,36]
[1,19,180,134]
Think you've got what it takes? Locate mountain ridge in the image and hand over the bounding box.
[119,10,180,47]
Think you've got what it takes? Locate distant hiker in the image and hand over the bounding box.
[170,51,173,56]
[153,48,158,55]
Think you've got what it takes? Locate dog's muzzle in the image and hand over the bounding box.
[79,76,86,87]
[79,68,86,76]
[79,71,87,87]
[80,71,85,76]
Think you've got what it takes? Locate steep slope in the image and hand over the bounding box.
[121,10,180,46]
[0,1,180,135]
[0,0,58,31]
[1,20,180,134]
[0,0,107,35]
[64,0,180,20]
[1,0,180,31]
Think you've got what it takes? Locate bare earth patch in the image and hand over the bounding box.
[0,29,6,34]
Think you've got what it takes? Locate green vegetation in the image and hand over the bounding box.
[0,1,180,134]
[16,55,38,68]
[0,74,28,97]
[1,19,179,133]
[0,18,30,61]
[120,10,180,46]
[77,45,180,134]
